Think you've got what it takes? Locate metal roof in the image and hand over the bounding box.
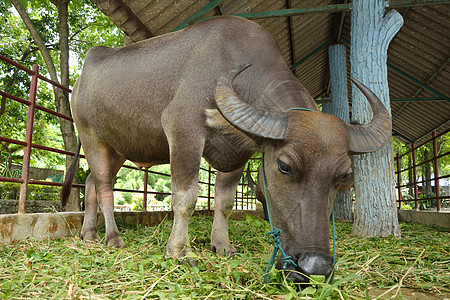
[91,0,450,146]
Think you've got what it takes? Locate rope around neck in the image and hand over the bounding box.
[261,107,336,283]
[261,153,299,283]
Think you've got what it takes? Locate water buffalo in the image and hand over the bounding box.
[62,16,391,283]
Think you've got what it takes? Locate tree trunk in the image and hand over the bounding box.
[11,0,80,211]
[350,0,402,238]
[51,0,80,211]
[328,44,353,221]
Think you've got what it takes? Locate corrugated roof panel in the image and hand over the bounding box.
[89,0,450,145]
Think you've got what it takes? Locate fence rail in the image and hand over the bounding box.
[395,130,449,211]
[0,55,258,214]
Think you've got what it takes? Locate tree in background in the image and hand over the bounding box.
[1,0,122,209]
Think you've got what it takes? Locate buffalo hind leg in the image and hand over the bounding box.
[80,137,126,247]
[81,154,125,243]
[211,168,244,256]
[80,173,100,241]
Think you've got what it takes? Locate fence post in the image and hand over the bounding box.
[411,143,419,210]
[432,131,441,211]
[207,165,211,211]
[143,167,148,211]
[18,64,39,214]
[396,153,402,209]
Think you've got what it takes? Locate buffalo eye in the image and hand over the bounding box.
[341,173,351,183]
[338,172,354,190]
[277,159,292,176]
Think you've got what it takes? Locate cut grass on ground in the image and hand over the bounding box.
[0,215,448,299]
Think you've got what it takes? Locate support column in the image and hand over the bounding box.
[19,64,39,214]
[350,0,403,237]
[431,132,441,211]
[328,44,353,221]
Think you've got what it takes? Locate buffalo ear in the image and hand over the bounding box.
[214,64,289,140]
[347,79,392,154]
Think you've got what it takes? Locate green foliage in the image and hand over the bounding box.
[1,0,123,171]
[0,182,60,201]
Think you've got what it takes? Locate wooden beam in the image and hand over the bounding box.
[286,0,297,68]
[290,39,334,71]
[392,97,444,102]
[387,0,450,9]
[115,0,154,38]
[234,3,351,19]
[388,64,450,102]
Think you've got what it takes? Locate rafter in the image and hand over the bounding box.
[387,64,450,102]
[174,0,225,31]
[286,0,297,68]
[290,39,334,71]
[115,0,154,39]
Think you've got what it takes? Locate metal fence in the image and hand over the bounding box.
[394,130,450,211]
[0,55,258,214]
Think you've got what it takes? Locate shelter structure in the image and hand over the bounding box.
[90,0,450,146]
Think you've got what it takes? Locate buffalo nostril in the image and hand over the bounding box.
[297,252,334,278]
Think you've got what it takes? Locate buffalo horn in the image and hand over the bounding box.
[214,64,289,140]
[347,79,392,154]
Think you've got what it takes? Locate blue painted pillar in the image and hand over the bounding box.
[329,44,349,123]
[350,0,403,237]
[328,44,353,221]
[321,100,332,114]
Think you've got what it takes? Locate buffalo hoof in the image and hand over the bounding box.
[105,234,125,248]
[166,246,193,259]
[80,230,101,242]
[211,243,237,257]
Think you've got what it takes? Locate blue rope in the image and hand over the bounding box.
[332,207,336,266]
[262,154,299,283]
[285,107,315,112]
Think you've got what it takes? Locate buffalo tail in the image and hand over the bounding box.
[61,140,81,209]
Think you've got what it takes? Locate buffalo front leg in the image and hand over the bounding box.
[164,141,204,258]
[211,168,243,256]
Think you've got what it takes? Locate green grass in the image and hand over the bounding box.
[0,215,448,299]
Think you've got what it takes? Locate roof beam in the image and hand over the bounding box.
[174,0,225,31]
[414,119,450,143]
[336,0,348,42]
[387,0,450,9]
[341,38,450,102]
[392,97,444,102]
[234,3,352,19]
[115,0,154,38]
[413,57,450,97]
[286,0,297,68]
[290,39,334,71]
[392,129,414,143]
[201,1,450,21]
[387,64,450,102]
